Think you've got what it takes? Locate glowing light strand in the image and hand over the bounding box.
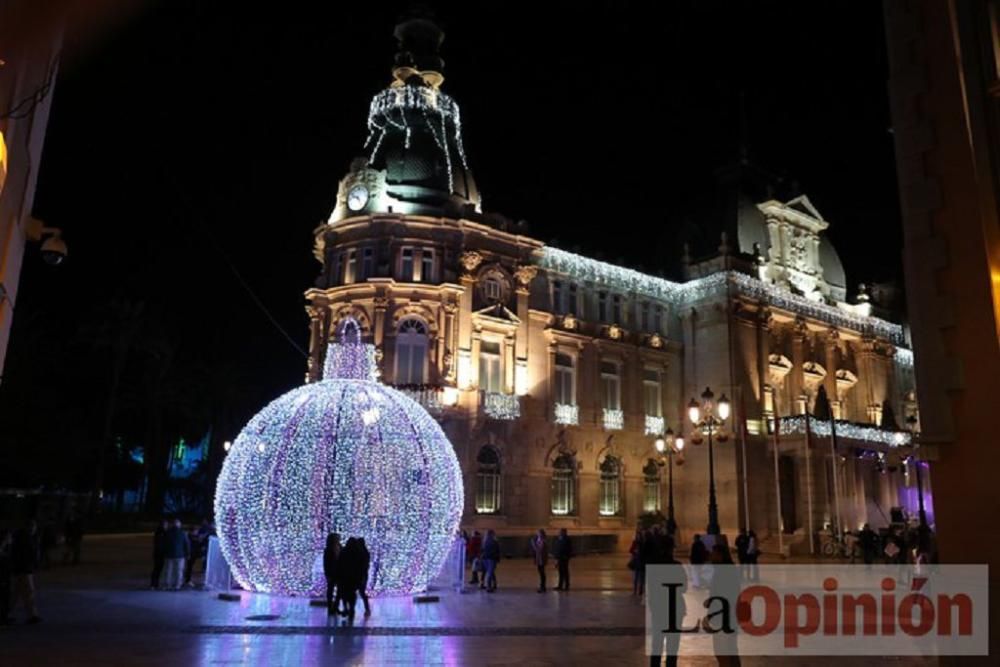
[215,325,463,597]
[778,415,911,447]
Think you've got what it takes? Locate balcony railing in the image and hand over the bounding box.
[603,408,624,431]
[553,403,579,425]
[482,391,520,420]
[644,415,665,436]
[394,384,444,413]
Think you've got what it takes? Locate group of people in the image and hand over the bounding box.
[628,525,676,596]
[150,517,216,591]
[463,529,501,592]
[0,520,43,624]
[322,533,371,620]
[464,528,573,593]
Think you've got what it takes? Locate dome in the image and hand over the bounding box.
[214,322,463,596]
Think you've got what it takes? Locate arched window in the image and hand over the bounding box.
[551,453,576,516]
[642,459,661,513]
[475,446,501,514]
[599,456,622,516]
[395,318,428,385]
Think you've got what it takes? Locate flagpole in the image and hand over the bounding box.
[804,409,815,555]
[771,403,784,556]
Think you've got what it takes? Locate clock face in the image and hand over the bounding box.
[347,184,369,211]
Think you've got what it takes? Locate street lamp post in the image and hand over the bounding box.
[905,415,928,529]
[688,387,730,536]
[654,429,685,533]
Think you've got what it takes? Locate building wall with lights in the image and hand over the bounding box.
[0,10,63,385]
[300,17,930,551]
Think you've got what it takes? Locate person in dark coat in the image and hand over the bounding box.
[649,557,688,667]
[467,530,483,584]
[162,519,190,591]
[336,538,361,620]
[553,528,572,591]
[357,538,371,616]
[689,534,708,588]
[11,521,41,623]
[323,533,342,616]
[0,529,12,624]
[531,529,548,593]
[150,519,168,589]
[63,514,83,566]
[481,530,500,592]
[629,529,645,596]
[859,523,877,566]
[707,544,742,666]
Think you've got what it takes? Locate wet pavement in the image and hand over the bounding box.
[2,534,938,666]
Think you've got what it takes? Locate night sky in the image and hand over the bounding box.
[1,1,900,488]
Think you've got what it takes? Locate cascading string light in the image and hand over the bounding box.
[215,318,463,597]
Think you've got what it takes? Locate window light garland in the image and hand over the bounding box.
[215,320,463,597]
[603,408,624,431]
[482,391,520,420]
[644,415,665,436]
[778,414,911,447]
[553,403,579,426]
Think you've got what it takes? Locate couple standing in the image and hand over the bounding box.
[531,528,572,593]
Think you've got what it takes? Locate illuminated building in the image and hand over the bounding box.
[304,17,927,550]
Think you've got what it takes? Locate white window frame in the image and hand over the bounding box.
[394,318,428,385]
[419,247,436,283]
[479,340,503,393]
[599,457,622,516]
[601,360,621,411]
[643,367,662,418]
[554,353,576,407]
[345,248,358,284]
[643,461,661,513]
[399,246,415,282]
[475,446,502,514]
[551,456,575,516]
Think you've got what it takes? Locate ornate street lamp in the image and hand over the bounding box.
[688,387,730,535]
[653,428,685,533]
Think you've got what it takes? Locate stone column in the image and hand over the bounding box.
[514,265,537,396]
[791,317,808,414]
[305,304,324,383]
[824,327,841,417]
[457,251,483,389]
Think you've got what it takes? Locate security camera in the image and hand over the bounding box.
[40,234,67,265]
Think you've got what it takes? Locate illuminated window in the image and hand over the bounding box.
[420,248,436,282]
[400,247,414,281]
[395,318,428,384]
[642,459,661,513]
[599,456,622,516]
[484,277,502,301]
[479,341,502,393]
[601,361,621,411]
[475,446,501,514]
[643,368,662,417]
[551,453,575,515]
[554,353,575,406]
[345,249,358,284]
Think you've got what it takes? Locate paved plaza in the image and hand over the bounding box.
[1,534,939,666]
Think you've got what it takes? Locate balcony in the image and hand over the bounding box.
[482,391,520,420]
[644,415,665,436]
[393,384,453,414]
[553,403,579,426]
[603,408,624,431]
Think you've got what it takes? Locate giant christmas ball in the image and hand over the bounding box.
[214,324,463,596]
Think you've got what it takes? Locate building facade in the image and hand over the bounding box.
[0,2,64,384]
[305,18,928,551]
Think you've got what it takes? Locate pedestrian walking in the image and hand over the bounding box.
[336,538,361,620]
[734,529,749,577]
[11,520,41,623]
[859,523,877,566]
[531,529,548,593]
[323,533,342,616]
[162,518,190,591]
[689,534,708,588]
[629,529,644,596]
[467,530,482,584]
[746,530,759,582]
[553,528,572,591]
[707,544,741,667]
[357,538,372,616]
[150,519,168,589]
[481,529,500,592]
[649,557,687,667]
